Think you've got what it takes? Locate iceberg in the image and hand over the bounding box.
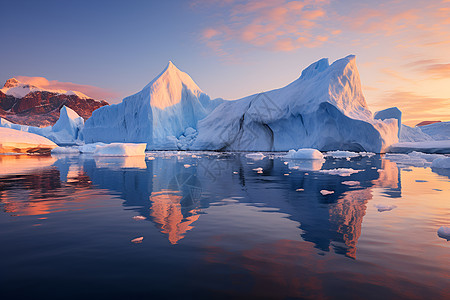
[83,62,223,149]
[374,107,402,137]
[285,148,324,160]
[0,127,57,153]
[419,122,450,141]
[0,105,84,145]
[192,55,398,152]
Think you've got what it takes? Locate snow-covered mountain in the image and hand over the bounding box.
[83,61,224,149]
[0,78,108,127]
[192,55,397,152]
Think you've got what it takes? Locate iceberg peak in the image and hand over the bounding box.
[300,58,329,79]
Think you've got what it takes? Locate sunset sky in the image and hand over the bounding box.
[1,0,449,125]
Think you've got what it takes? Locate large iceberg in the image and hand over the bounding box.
[192,55,398,152]
[82,62,223,150]
[0,105,84,145]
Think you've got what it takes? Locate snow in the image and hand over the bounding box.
[319,168,362,176]
[192,55,398,152]
[0,127,57,153]
[420,122,450,141]
[285,148,324,160]
[246,152,266,160]
[93,143,147,156]
[1,77,93,99]
[374,204,397,212]
[0,106,84,145]
[387,140,450,154]
[431,157,450,169]
[437,227,450,241]
[83,62,223,150]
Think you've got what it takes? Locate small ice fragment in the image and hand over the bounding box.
[132,216,146,221]
[284,173,289,176]
[253,167,263,174]
[284,162,289,165]
[374,204,397,212]
[415,180,427,182]
[319,168,362,177]
[184,164,191,168]
[131,237,144,243]
[296,188,304,192]
[246,152,266,160]
[342,181,359,186]
[233,171,238,174]
[320,190,334,195]
[147,156,155,160]
[433,189,442,191]
[437,227,450,241]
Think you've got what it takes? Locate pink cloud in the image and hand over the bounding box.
[15,76,117,101]
[195,0,332,56]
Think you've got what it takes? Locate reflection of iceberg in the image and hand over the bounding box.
[0,155,56,176]
[94,156,147,169]
[150,190,200,244]
[286,159,324,171]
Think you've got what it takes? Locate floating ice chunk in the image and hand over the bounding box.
[326,150,360,159]
[184,164,191,168]
[375,204,397,212]
[342,181,360,186]
[319,168,362,176]
[0,127,57,153]
[320,190,334,195]
[233,171,238,174]
[132,216,146,220]
[437,227,450,241]
[131,237,144,243]
[285,149,324,160]
[51,146,80,154]
[287,159,324,171]
[246,152,266,160]
[431,157,450,169]
[78,142,107,153]
[253,167,263,174]
[296,188,304,192]
[93,143,146,156]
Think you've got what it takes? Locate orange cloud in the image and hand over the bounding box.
[14,76,117,100]
[195,0,332,56]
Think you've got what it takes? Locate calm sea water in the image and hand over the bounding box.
[0,152,449,299]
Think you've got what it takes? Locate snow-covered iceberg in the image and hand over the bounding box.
[0,127,57,153]
[192,55,398,152]
[82,61,223,150]
[0,105,84,145]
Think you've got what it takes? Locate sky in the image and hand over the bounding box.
[1,0,449,126]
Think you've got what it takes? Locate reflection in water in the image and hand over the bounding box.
[1,152,449,299]
[150,190,200,244]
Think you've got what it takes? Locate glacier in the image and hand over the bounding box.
[192,55,398,152]
[82,61,223,150]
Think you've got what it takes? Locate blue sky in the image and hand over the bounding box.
[1,0,449,125]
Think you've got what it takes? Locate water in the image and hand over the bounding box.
[0,152,449,299]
